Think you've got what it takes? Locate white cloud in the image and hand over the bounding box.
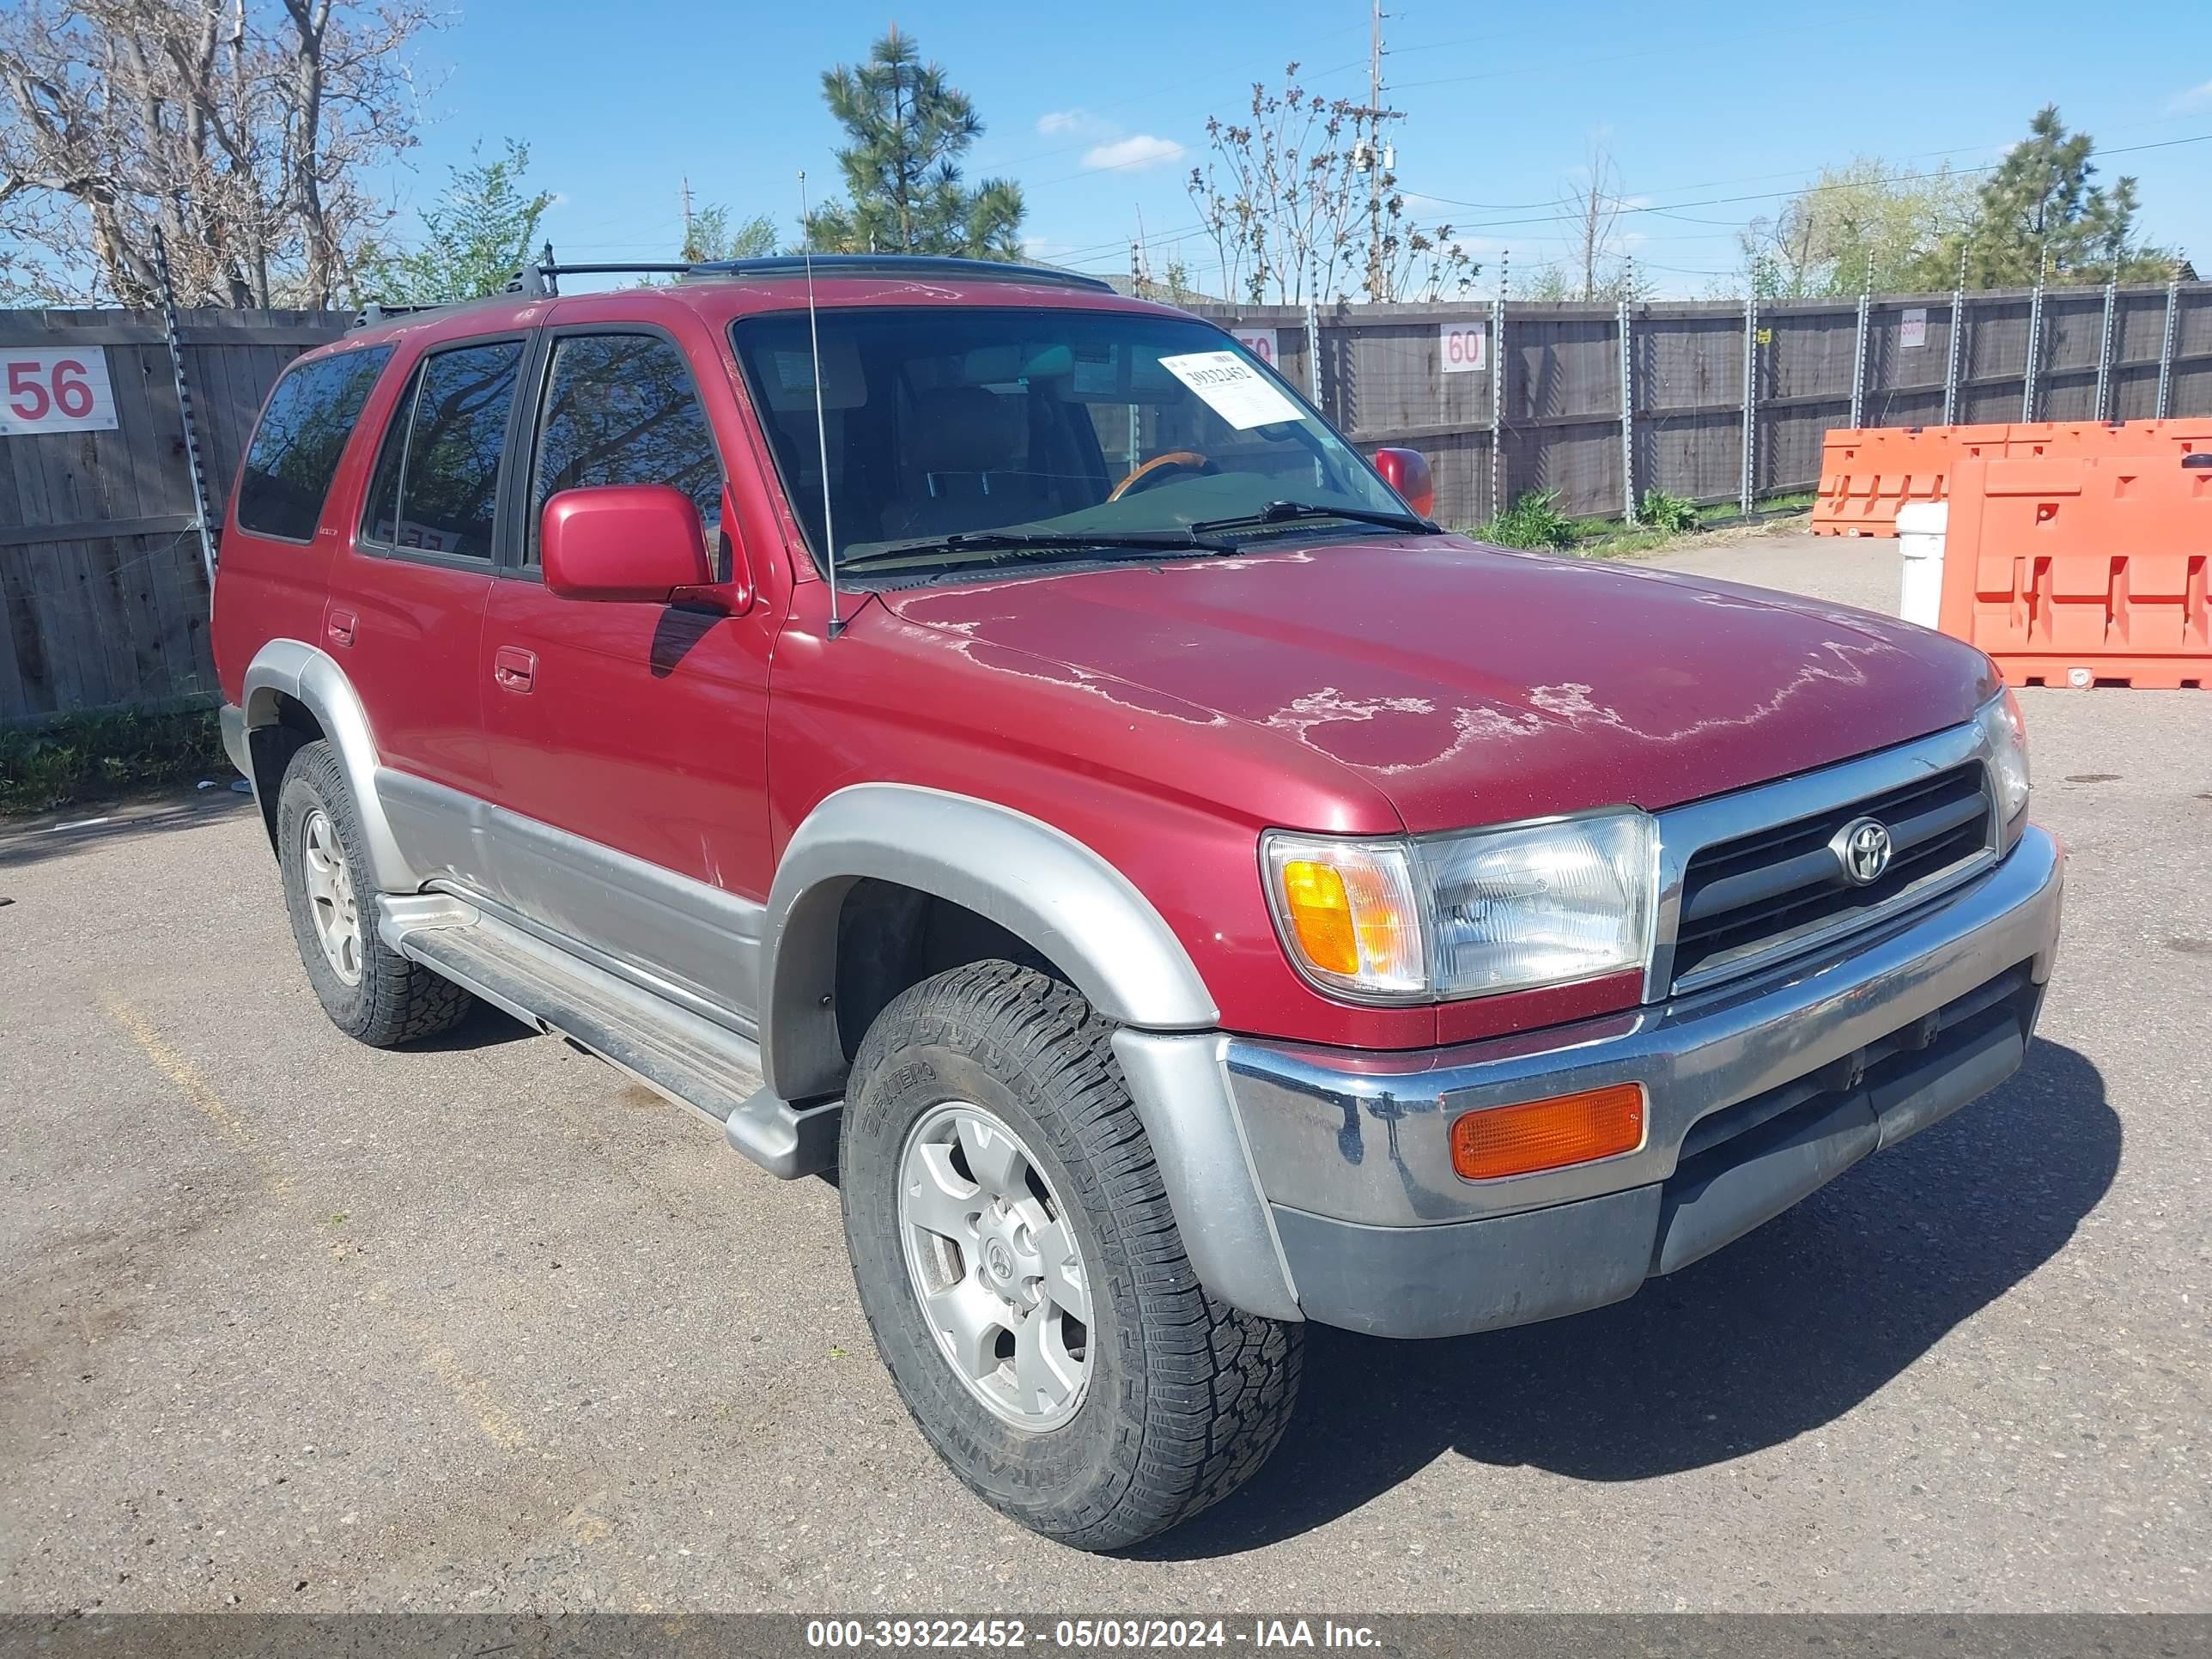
[1036,109,1094,136]
[1081,135,1187,173]
[2170,79,2212,110]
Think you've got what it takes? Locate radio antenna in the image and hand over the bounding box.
[799,171,845,640]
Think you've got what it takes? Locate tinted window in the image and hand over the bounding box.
[360,365,415,545]
[235,345,393,541]
[528,333,722,563]
[358,340,522,560]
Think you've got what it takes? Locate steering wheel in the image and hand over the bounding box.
[1108,450,1218,501]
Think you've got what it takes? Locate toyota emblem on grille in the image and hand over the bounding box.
[1832,817,1893,885]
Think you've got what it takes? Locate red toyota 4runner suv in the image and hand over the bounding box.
[213,256,2063,1549]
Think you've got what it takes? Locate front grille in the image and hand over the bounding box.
[1669,761,1993,991]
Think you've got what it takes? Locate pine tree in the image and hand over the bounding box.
[800,29,1024,258]
[1909,106,2179,288]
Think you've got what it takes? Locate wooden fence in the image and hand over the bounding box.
[1189,279,2212,527]
[0,307,347,725]
[3,284,2208,723]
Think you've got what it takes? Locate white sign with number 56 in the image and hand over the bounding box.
[2,348,119,436]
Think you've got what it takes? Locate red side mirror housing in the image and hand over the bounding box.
[1372,447,1436,520]
[541,484,713,603]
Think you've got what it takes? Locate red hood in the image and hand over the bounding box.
[877,537,1996,833]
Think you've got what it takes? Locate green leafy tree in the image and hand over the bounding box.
[800,28,1024,258]
[683,203,780,263]
[364,139,554,303]
[1738,158,1975,299]
[1908,106,2179,288]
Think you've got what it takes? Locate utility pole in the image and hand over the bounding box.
[1350,0,1403,303]
[1367,0,1382,301]
[680,177,694,258]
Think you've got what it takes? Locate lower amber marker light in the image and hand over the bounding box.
[1449,1083,1647,1181]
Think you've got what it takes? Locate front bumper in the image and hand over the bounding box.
[1221,824,2064,1339]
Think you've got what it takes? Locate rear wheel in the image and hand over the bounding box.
[276,741,471,1047]
[840,960,1302,1550]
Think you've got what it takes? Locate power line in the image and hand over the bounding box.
[1406,132,2212,234]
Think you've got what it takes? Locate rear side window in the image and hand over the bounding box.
[360,339,525,560]
[526,332,723,563]
[234,345,394,542]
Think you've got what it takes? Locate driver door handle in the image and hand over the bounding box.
[492,646,537,695]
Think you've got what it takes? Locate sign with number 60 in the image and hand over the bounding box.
[1231,328,1281,368]
[1,348,120,436]
[1439,321,1488,374]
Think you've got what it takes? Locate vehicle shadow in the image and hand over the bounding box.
[407,996,538,1052]
[0,790,254,872]
[1139,1038,2118,1559]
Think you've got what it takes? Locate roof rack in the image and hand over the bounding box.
[507,245,1116,299]
[352,246,1117,326]
[349,299,460,330]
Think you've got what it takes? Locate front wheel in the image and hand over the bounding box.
[840,961,1302,1550]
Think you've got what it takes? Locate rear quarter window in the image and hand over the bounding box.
[234,344,395,542]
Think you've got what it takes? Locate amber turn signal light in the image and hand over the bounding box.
[1278,858,1361,976]
[1449,1083,1647,1181]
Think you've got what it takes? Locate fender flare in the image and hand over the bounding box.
[760,783,1300,1321]
[240,639,422,893]
[761,782,1217,1103]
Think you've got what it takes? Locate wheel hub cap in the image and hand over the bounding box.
[301,808,363,987]
[896,1101,1094,1431]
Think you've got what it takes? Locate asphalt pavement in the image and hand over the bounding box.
[2,530,2205,1613]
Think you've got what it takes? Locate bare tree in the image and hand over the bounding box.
[1560,141,1629,303]
[0,0,435,308]
[1186,64,1474,305]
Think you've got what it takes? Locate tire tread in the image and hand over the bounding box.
[277,743,472,1048]
[846,959,1300,1549]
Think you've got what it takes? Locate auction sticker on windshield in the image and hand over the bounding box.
[1159,350,1302,429]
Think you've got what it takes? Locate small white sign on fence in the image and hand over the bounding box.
[1899,307,1929,350]
[1439,320,1488,374]
[1231,328,1281,368]
[1,346,120,436]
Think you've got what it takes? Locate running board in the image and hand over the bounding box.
[377,894,838,1178]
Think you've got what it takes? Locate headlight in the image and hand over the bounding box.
[1978,687,2031,831]
[1263,810,1657,1003]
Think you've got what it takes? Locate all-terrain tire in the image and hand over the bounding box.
[840,960,1302,1551]
[275,741,471,1047]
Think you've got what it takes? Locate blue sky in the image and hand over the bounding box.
[382,0,2212,297]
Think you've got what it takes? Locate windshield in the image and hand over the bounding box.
[731,307,1418,581]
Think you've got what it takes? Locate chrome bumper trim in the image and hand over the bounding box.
[1224,825,2063,1230]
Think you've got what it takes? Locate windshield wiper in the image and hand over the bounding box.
[837,526,1236,572]
[1189,500,1441,536]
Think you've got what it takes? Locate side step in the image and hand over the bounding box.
[378,894,839,1178]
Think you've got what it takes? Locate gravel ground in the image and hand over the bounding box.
[2,530,2206,1613]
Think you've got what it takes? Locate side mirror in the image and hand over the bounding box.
[1371,447,1436,520]
[541,484,713,603]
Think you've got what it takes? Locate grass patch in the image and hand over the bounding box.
[0,704,229,818]
[1476,489,1578,550]
[1459,491,1817,562]
[1638,489,1701,534]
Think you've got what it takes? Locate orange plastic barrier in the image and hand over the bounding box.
[1937,452,2212,690]
[1813,419,2212,538]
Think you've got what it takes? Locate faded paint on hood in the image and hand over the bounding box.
[878,536,1996,833]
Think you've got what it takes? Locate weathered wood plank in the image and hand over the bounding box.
[0,321,347,348]
[0,513,196,549]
